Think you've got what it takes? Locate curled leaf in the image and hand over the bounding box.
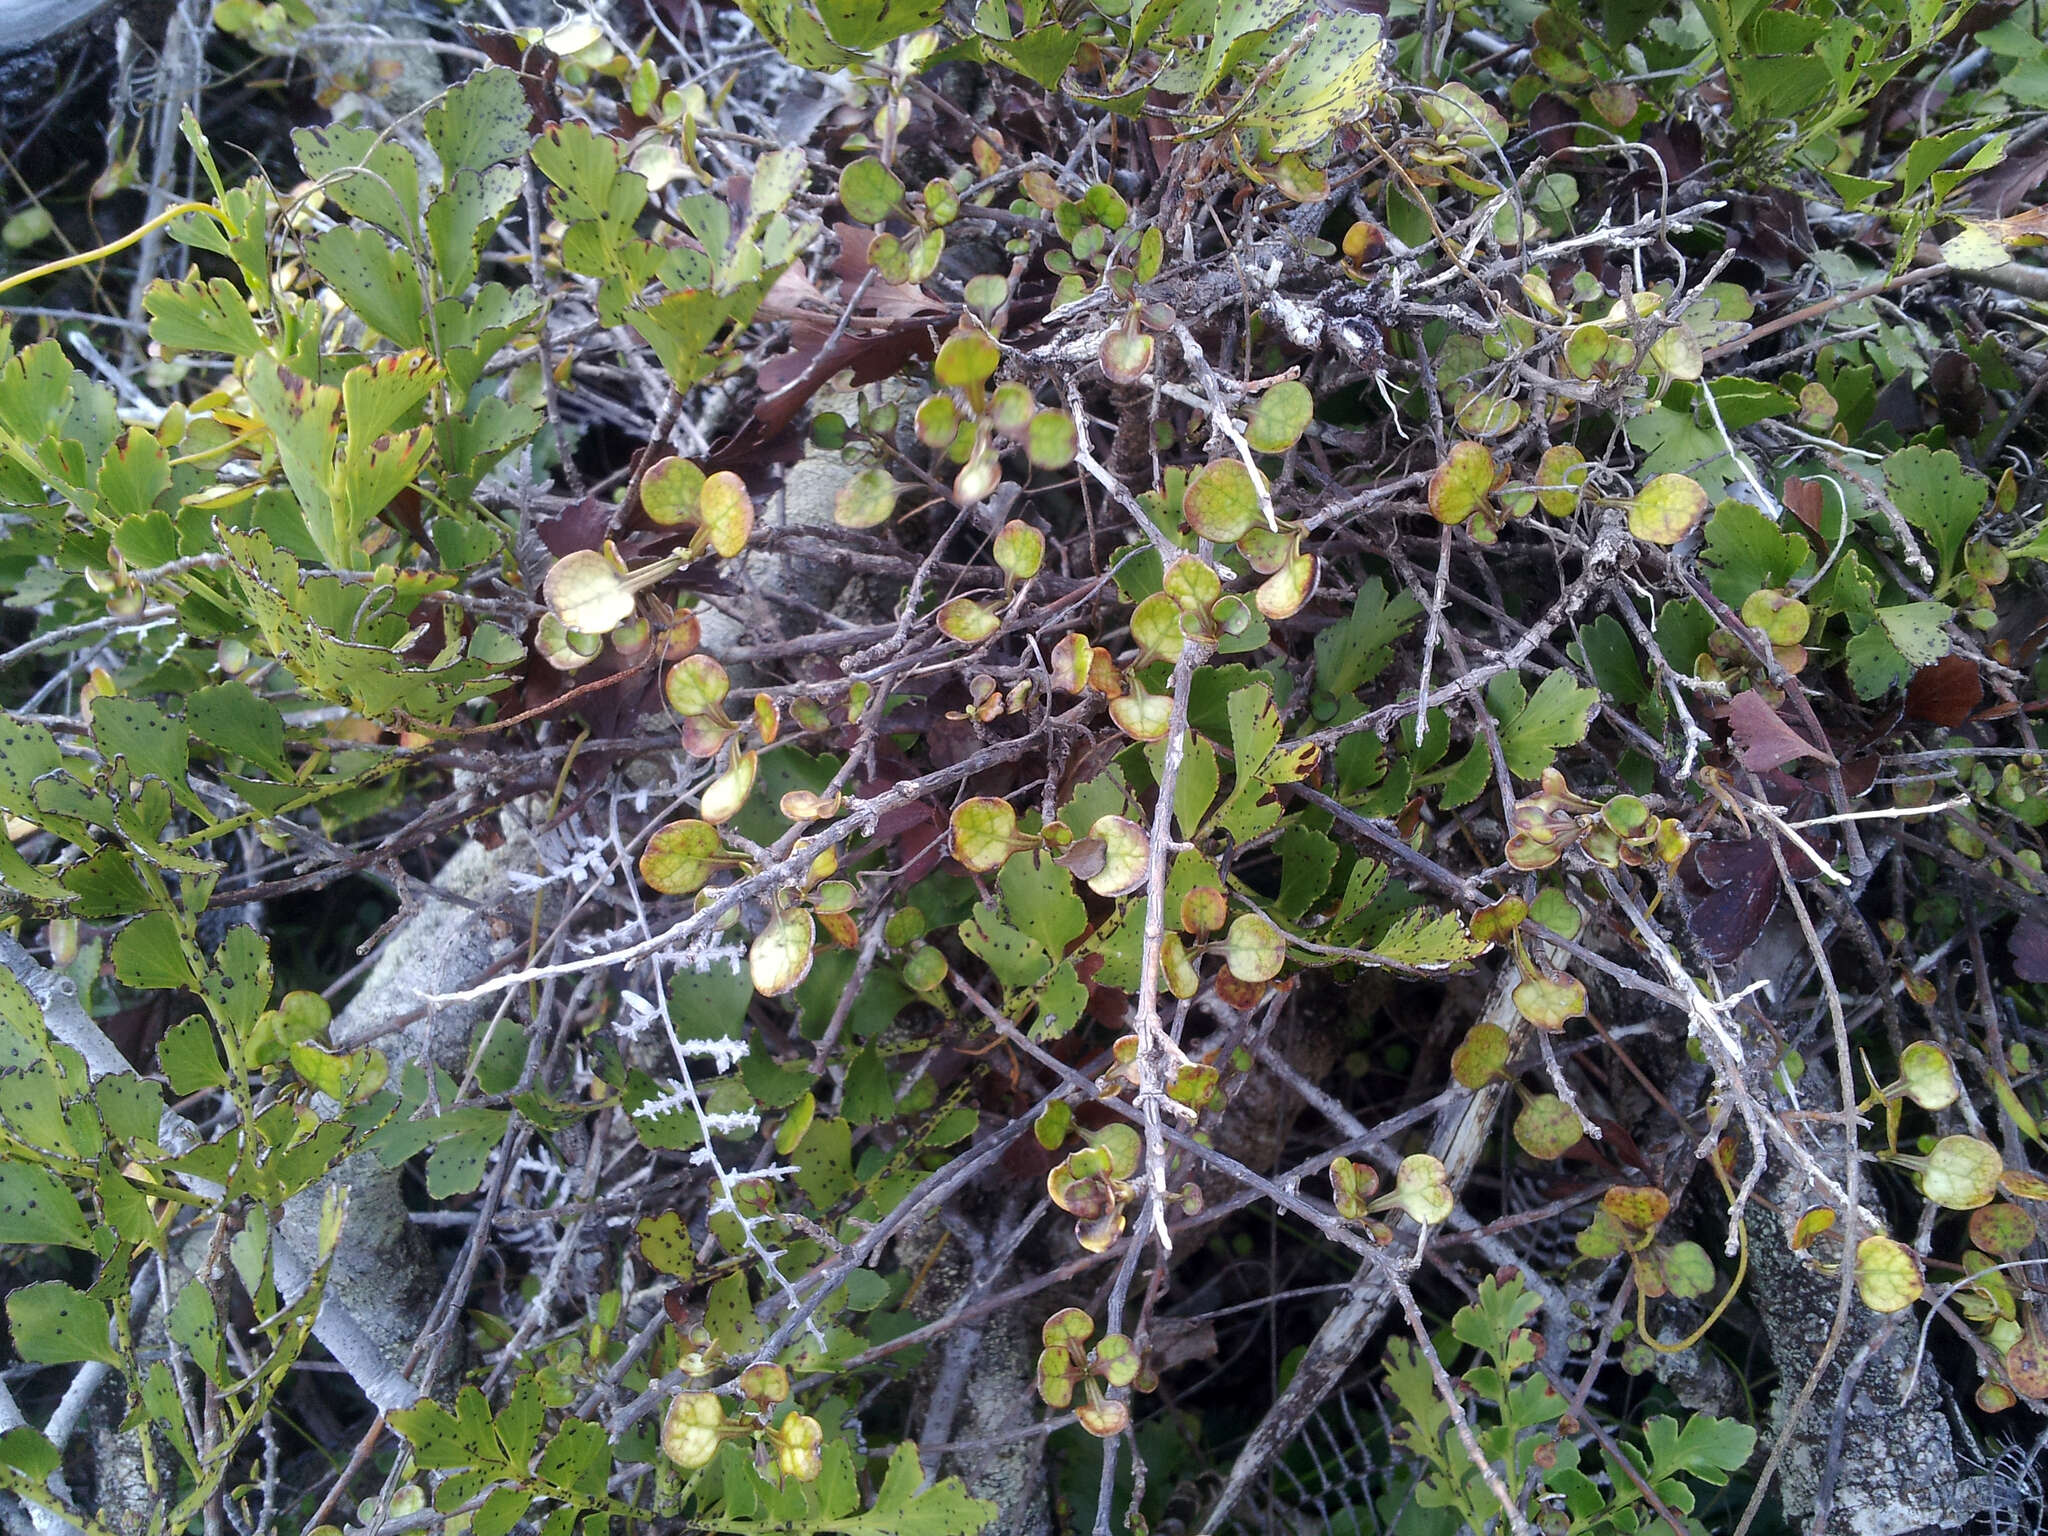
[1085,815,1150,898]
[543,548,636,634]
[750,909,816,997]
[951,797,1021,872]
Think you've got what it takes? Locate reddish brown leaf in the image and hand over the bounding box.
[462,27,560,127]
[2011,918,2048,983]
[1905,653,1983,727]
[1727,689,1837,771]
[1682,841,1780,965]
[1782,476,1825,534]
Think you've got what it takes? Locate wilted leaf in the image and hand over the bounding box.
[543,549,635,633]
[1085,815,1150,898]
[1727,690,1836,771]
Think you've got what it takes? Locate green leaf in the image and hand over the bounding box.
[669,955,753,1038]
[1275,824,1339,920]
[424,68,533,177]
[1367,908,1485,971]
[424,1115,508,1198]
[142,275,266,358]
[1574,614,1650,707]
[635,1211,695,1277]
[1874,602,1954,669]
[96,1074,165,1144]
[839,157,906,223]
[0,1162,91,1248]
[815,0,946,49]
[962,905,1051,990]
[185,681,289,778]
[629,288,761,392]
[842,1047,895,1125]
[1313,579,1423,698]
[1641,1414,1757,1486]
[166,1279,225,1383]
[740,1048,814,1110]
[391,1385,505,1471]
[0,718,63,826]
[0,1427,60,1479]
[841,1441,999,1536]
[1700,499,1806,607]
[982,24,1084,88]
[1033,962,1089,1041]
[7,1282,116,1366]
[219,527,518,723]
[159,1018,228,1095]
[1229,12,1389,154]
[425,165,524,295]
[305,227,425,346]
[998,850,1087,957]
[113,912,196,992]
[292,125,421,243]
[0,1061,72,1156]
[91,695,203,817]
[1496,670,1597,779]
[1245,380,1314,453]
[1884,445,1985,576]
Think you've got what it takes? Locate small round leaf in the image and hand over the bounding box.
[1922,1134,2004,1210]
[642,456,706,526]
[1854,1234,1924,1313]
[1629,473,1710,545]
[1245,380,1313,453]
[1513,1094,1582,1159]
[1428,441,1497,526]
[1898,1041,1960,1111]
[750,909,816,997]
[543,549,636,634]
[1451,1021,1511,1088]
[698,471,753,558]
[1182,459,1260,543]
[1225,913,1286,983]
[839,156,905,223]
[1969,1202,2037,1257]
[640,819,722,895]
[665,653,731,716]
[994,519,1045,580]
[951,797,1020,872]
[1027,409,1078,469]
[937,597,1000,644]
